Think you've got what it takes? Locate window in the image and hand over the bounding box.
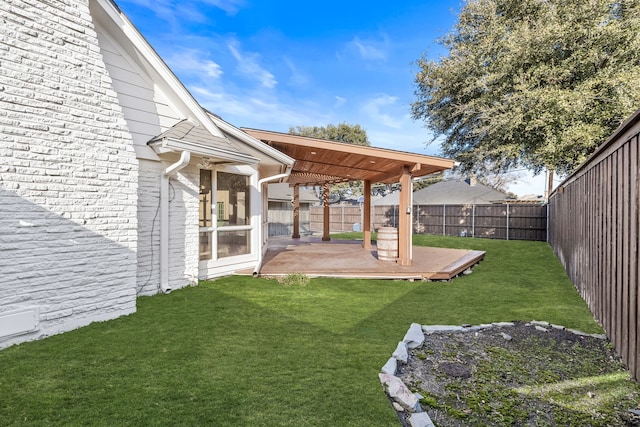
[216,171,251,258]
[216,172,250,226]
[199,169,252,261]
[217,230,250,258]
[199,169,213,260]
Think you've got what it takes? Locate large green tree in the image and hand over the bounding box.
[412,0,640,176]
[289,122,370,146]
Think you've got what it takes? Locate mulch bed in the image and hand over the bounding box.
[395,321,640,426]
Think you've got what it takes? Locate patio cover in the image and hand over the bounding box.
[243,128,455,266]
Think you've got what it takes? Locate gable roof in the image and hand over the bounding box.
[92,0,293,170]
[268,183,319,204]
[372,191,400,206]
[242,128,455,185]
[413,180,508,205]
[148,120,260,164]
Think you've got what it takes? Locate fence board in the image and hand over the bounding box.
[268,202,312,237]
[309,203,546,241]
[549,111,640,382]
[629,138,638,375]
[611,146,629,352]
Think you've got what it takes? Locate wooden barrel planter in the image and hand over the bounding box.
[377,227,398,262]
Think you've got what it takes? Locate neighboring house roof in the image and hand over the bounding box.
[374,179,509,205]
[372,191,400,206]
[413,180,508,205]
[268,183,319,204]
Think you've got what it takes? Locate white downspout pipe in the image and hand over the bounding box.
[160,150,191,293]
[253,169,292,276]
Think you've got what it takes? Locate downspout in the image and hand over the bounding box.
[253,168,292,276]
[160,150,191,293]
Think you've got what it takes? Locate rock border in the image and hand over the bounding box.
[378,321,606,427]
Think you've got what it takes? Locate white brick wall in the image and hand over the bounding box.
[173,163,200,288]
[136,160,199,296]
[0,0,138,347]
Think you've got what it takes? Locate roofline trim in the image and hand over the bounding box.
[149,138,260,164]
[241,128,455,167]
[208,115,295,167]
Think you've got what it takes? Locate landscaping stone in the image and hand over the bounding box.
[408,412,436,427]
[403,323,425,349]
[381,357,397,375]
[392,341,408,363]
[567,328,589,336]
[422,325,463,334]
[378,373,422,413]
[381,321,622,425]
[492,321,515,327]
[531,320,550,326]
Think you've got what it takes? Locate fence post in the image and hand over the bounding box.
[546,203,549,243]
[394,206,397,227]
[443,204,446,236]
[472,204,476,238]
[506,203,510,241]
[341,205,344,231]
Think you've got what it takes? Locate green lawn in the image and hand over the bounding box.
[0,235,602,426]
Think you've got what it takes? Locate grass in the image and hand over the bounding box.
[0,234,607,426]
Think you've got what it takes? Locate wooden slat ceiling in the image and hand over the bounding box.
[242,128,456,185]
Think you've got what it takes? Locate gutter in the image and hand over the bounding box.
[252,169,292,276]
[160,151,191,293]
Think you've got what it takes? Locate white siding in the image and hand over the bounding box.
[0,0,138,347]
[94,26,182,160]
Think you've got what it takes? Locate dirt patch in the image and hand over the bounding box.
[395,321,640,426]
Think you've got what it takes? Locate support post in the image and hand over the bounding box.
[363,180,372,249]
[292,184,300,238]
[398,166,412,266]
[322,183,331,241]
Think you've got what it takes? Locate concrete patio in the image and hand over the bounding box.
[240,236,485,280]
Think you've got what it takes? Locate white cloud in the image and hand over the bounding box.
[121,0,177,27]
[201,0,245,15]
[228,41,277,89]
[190,86,329,129]
[366,125,435,154]
[347,35,388,60]
[361,95,404,129]
[334,96,347,108]
[121,0,245,18]
[166,50,223,79]
[283,57,309,86]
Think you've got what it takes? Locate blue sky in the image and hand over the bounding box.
[116,0,547,196]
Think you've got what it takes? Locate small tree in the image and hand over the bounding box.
[289,122,370,147]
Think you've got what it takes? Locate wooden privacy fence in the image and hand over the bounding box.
[308,204,547,241]
[267,202,312,237]
[548,109,640,382]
